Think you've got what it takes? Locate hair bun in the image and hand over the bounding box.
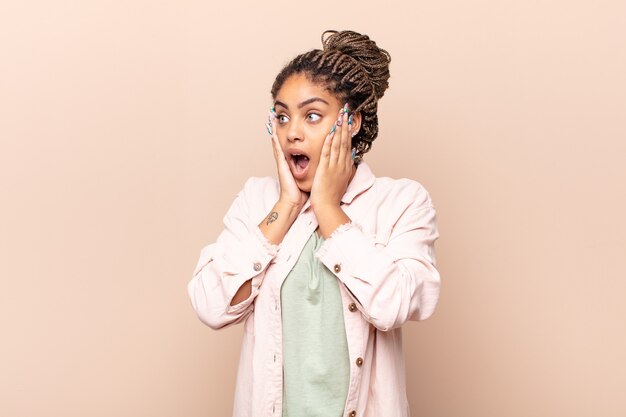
[321,29,391,100]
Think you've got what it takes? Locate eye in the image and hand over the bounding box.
[277,114,289,124]
[307,113,322,122]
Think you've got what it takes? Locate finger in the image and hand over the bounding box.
[329,107,344,167]
[346,112,356,168]
[269,110,288,170]
[271,113,300,189]
[266,112,273,141]
[270,131,281,167]
[273,130,288,169]
[338,104,351,167]
[320,122,335,169]
[270,110,282,156]
[270,108,278,139]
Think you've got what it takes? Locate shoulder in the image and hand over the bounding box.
[239,175,279,198]
[370,175,435,211]
[223,176,279,222]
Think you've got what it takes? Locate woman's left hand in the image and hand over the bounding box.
[310,103,355,212]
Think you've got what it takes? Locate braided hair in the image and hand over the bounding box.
[270,30,391,164]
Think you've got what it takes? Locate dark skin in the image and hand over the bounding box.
[231,73,363,305]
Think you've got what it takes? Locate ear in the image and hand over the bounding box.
[349,111,362,137]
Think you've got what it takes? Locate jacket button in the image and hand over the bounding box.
[253,262,262,272]
[356,357,363,367]
[349,411,356,417]
[333,264,341,273]
[348,302,357,312]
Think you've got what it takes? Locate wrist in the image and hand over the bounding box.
[258,199,303,246]
[274,199,304,224]
[315,205,351,239]
[276,198,304,217]
[311,200,341,213]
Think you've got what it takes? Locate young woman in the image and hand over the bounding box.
[187,29,441,417]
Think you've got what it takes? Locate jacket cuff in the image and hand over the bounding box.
[225,225,279,314]
[314,220,388,294]
[314,221,376,281]
[315,221,362,260]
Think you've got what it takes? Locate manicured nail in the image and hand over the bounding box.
[348,114,353,125]
[351,148,356,160]
[265,122,272,135]
[344,102,349,112]
[330,123,336,134]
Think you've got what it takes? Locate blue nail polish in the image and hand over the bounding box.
[351,148,356,160]
[348,115,353,125]
[330,124,336,134]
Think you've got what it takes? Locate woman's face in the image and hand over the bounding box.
[273,73,357,192]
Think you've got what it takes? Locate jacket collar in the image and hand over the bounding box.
[299,161,376,213]
[341,161,376,204]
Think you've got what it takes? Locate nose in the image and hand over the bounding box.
[286,117,304,143]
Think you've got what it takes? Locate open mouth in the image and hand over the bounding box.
[289,153,310,179]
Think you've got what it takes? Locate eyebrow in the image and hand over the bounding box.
[274,97,330,110]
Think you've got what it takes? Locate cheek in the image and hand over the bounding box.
[307,123,333,141]
[314,138,328,160]
[277,137,288,151]
[310,132,329,154]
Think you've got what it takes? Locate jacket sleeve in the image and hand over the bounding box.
[315,184,441,332]
[187,177,279,330]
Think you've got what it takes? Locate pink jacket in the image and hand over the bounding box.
[187,162,441,417]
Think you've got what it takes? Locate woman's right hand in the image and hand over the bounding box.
[267,109,309,209]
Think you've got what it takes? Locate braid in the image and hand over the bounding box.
[271,30,391,164]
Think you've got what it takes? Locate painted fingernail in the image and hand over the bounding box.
[265,122,272,135]
[348,114,353,125]
[330,123,336,134]
[351,148,356,160]
[344,102,349,112]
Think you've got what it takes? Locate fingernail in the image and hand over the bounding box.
[330,124,336,134]
[348,114,353,125]
[351,148,356,160]
[265,122,272,135]
[344,102,349,112]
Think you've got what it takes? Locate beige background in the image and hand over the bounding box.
[1,0,625,416]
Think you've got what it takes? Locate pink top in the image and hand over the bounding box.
[187,162,441,417]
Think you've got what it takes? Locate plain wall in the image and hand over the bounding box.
[1,1,625,416]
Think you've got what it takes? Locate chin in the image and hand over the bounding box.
[296,179,312,193]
